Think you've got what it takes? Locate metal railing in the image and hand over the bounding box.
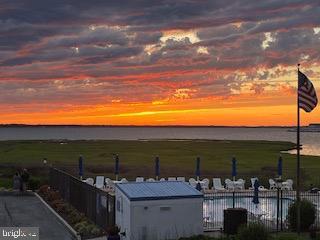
[49,167,115,229]
[203,190,320,232]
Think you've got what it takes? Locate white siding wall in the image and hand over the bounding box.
[115,189,131,239]
[115,189,203,240]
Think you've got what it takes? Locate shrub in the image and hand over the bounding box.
[236,223,269,240]
[179,236,230,240]
[287,199,316,231]
[67,210,86,225]
[28,177,41,191]
[74,221,102,238]
[74,221,87,234]
[38,185,50,195]
[273,233,309,240]
[46,190,61,202]
[107,225,120,236]
[51,199,64,208]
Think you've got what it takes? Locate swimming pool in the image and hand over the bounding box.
[203,196,294,229]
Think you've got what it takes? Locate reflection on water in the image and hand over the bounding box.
[287,147,320,156]
[0,126,320,156]
[203,196,293,225]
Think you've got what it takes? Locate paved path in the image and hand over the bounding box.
[0,194,74,240]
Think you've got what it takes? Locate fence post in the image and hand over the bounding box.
[276,187,280,232]
[280,189,283,231]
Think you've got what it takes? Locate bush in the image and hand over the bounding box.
[46,190,61,202]
[28,177,41,191]
[236,223,269,240]
[74,221,102,238]
[107,225,120,236]
[51,199,64,208]
[179,236,230,240]
[38,185,50,195]
[39,186,105,239]
[55,202,69,214]
[67,210,86,225]
[273,233,309,240]
[287,199,316,231]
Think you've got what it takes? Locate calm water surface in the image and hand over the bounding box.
[0,127,319,156]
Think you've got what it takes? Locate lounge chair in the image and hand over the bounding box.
[177,177,186,182]
[282,179,293,190]
[269,179,277,190]
[168,177,177,181]
[104,178,113,190]
[105,178,116,191]
[94,176,105,189]
[159,178,166,181]
[225,178,235,190]
[212,178,225,191]
[120,178,128,183]
[136,177,144,182]
[201,178,210,190]
[236,179,245,190]
[189,178,197,188]
[84,178,94,186]
[146,178,155,182]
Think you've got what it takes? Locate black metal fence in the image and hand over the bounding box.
[203,190,320,232]
[49,167,115,229]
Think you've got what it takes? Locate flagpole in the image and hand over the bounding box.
[296,63,301,234]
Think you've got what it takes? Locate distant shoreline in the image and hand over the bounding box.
[0,124,297,128]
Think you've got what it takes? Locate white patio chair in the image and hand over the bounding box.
[269,179,277,190]
[212,178,225,191]
[104,178,114,190]
[94,176,105,189]
[189,178,197,188]
[84,178,94,186]
[146,178,155,182]
[168,177,177,181]
[108,179,116,191]
[201,178,210,190]
[177,177,186,182]
[282,179,293,190]
[135,177,144,182]
[159,178,166,181]
[225,178,235,190]
[120,178,128,183]
[236,179,245,190]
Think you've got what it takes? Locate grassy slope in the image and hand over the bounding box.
[0,140,320,188]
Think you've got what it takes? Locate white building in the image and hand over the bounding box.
[115,181,203,240]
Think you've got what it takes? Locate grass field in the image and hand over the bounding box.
[1,140,320,189]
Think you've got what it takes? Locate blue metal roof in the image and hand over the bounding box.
[116,181,203,201]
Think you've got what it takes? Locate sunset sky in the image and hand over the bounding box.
[0,1,320,126]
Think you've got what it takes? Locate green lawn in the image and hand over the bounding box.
[1,140,320,189]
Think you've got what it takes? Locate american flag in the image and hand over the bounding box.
[298,70,318,112]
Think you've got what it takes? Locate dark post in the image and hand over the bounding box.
[232,157,237,208]
[276,186,280,231]
[280,189,283,231]
[296,63,301,234]
[155,156,160,181]
[232,191,235,208]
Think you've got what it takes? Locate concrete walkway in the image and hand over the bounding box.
[0,193,74,240]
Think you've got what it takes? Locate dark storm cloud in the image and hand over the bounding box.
[0,0,320,106]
